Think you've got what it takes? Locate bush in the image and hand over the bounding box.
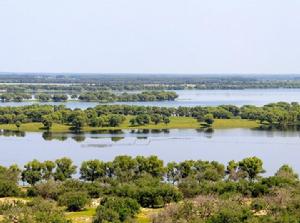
[93,196,140,223]
[2,198,70,223]
[58,191,90,211]
[33,180,62,200]
[0,180,21,197]
[113,176,183,208]
[93,205,121,223]
[207,206,252,223]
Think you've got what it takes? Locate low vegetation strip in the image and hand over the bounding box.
[0,118,258,132]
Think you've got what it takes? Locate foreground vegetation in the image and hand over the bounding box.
[0,155,299,222]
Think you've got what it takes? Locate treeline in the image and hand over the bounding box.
[1,102,300,130]
[0,155,299,222]
[4,81,300,92]
[2,74,300,91]
[0,91,178,103]
[0,93,69,102]
[0,93,32,102]
[77,91,178,102]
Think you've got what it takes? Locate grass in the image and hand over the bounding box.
[212,119,259,129]
[65,208,96,223]
[0,117,259,133]
[135,208,162,223]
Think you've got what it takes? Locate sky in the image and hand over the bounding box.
[0,0,300,74]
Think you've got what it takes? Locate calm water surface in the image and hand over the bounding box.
[1,89,300,109]
[0,128,300,175]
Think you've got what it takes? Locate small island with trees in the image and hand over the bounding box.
[0,102,299,132]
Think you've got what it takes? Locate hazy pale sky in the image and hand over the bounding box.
[0,0,300,74]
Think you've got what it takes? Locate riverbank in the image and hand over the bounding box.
[0,117,259,132]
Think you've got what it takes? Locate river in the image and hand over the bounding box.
[0,128,299,175]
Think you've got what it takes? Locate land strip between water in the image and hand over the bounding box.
[0,117,259,133]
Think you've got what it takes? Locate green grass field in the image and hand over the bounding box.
[0,117,259,133]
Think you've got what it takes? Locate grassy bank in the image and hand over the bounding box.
[0,117,259,133]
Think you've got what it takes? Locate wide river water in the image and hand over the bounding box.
[1,89,300,175]
[1,89,300,108]
[0,128,300,175]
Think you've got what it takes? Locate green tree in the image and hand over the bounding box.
[163,116,170,125]
[108,115,125,127]
[15,121,21,130]
[42,160,55,180]
[238,157,265,181]
[136,156,165,179]
[71,115,86,130]
[151,114,162,125]
[42,117,53,130]
[54,157,77,181]
[0,165,21,197]
[112,156,137,182]
[275,164,298,183]
[80,160,106,182]
[129,118,137,126]
[204,114,214,125]
[22,160,44,185]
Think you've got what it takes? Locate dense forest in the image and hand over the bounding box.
[1,74,300,92]
[0,155,299,222]
[0,102,299,130]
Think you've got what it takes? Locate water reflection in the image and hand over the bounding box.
[90,129,124,135]
[42,132,68,141]
[0,128,300,175]
[36,129,172,142]
[2,127,300,143]
[0,130,26,137]
[72,134,86,142]
[111,137,125,142]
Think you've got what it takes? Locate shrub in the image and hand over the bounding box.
[33,180,62,200]
[93,206,121,223]
[58,191,90,211]
[93,196,140,223]
[0,179,21,197]
[2,198,70,223]
[113,176,183,208]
